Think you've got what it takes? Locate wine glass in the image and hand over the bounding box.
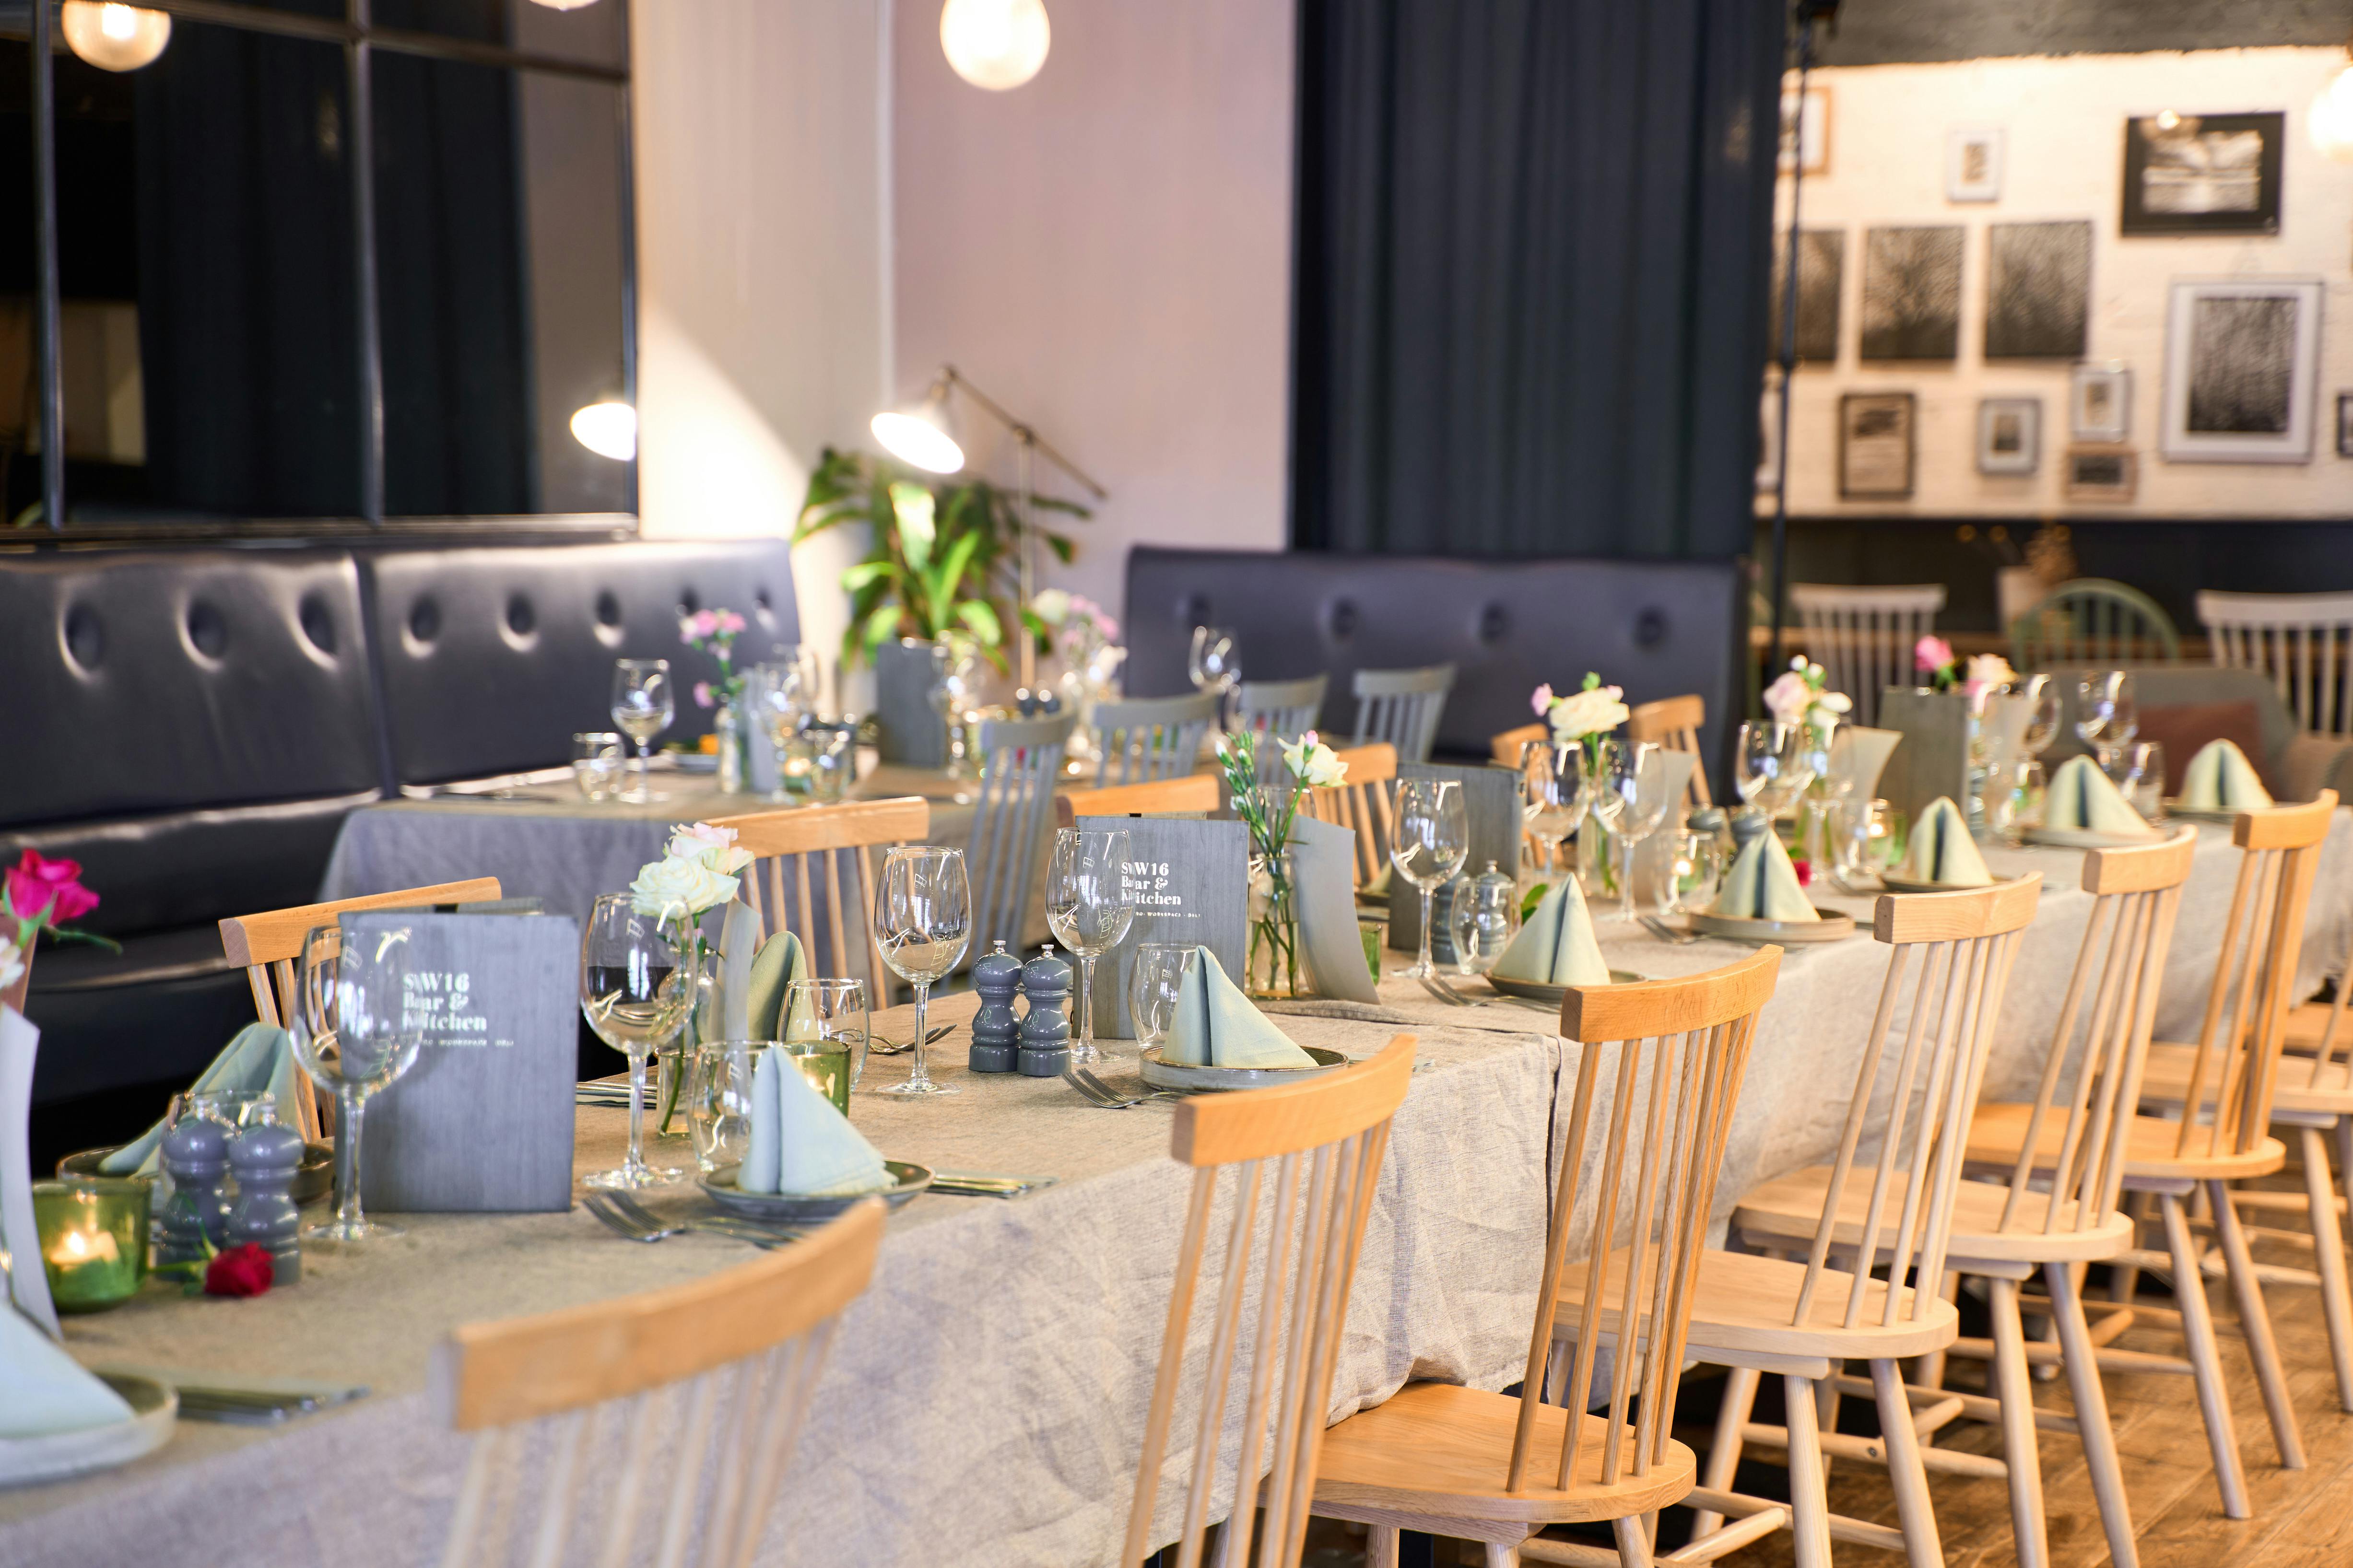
[928,641,981,801]
[579,893,692,1189]
[1128,942,1195,1056]
[1734,721,1813,818]
[611,658,674,804]
[1389,778,1469,980]
[1046,829,1135,1065]
[2123,741,2166,819]
[1591,740,1673,923]
[2020,673,2061,756]
[1520,740,1590,882]
[873,847,972,1096]
[1188,626,1241,726]
[2074,671,2139,770]
[294,922,426,1242]
[745,661,808,804]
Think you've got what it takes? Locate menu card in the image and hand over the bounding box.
[344,911,579,1213]
[1388,762,1525,952]
[1075,815,1248,1040]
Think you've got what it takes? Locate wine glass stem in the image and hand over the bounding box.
[908,982,932,1088]
[334,1086,365,1230]
[1416,886,1436,975]
[1618,836,1638,921]
[1077,955,1096,1051]
[626,1053,648,1173]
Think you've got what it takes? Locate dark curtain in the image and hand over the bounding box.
[1290,0,1785,561]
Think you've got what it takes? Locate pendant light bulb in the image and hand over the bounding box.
[940,0,1051,92]
[570,401,636,462]
[60,3,172,72]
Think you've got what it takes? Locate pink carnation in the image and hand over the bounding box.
[1914,634,1954,673]
[1529,683,1554,716]
[693,681,715,709]
[716,610,747,635]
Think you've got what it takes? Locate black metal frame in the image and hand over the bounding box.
[18,0,637,538]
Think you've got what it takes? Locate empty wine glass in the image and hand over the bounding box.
[1591,740,1673,922]
[2020,673,2061,756]
[2123,740,2166,819]
[1520,740,1590,881]
[1188,626,1241,726]
[1129,942,1195,1056]
[1390,778,1469,980]
[2075,671,2139,770]
[579,893,692,1189]
[611,658,674,804]
[294,922,426,1242]
[745,661,810,804]
[928,641,981,802]
[1735,721,1813,818]
[1046,829,1135,1065]
[873,847,972,1096]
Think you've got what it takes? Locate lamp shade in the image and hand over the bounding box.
[940,0,1050,92]
[871,392,965,475]
[2313,66,2353,164]
[570,401,636,461]
[60,3,171,72]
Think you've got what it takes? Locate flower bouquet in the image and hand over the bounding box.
[1217,728,1348,998]
[1,850,115,1013]
[1532,674,1628,898]
[628,823,756,1131]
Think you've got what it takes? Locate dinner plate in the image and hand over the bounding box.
[59,1143,334,1205]
[0,1375,175,1488]
[1684,908,1857,945]
[1482,971,1648,1006]
[1878,873,2027,895]
[700,1160,932,1222]
[2160,801,2239,825]
[1139,1046,1350,1093]
[2023,825,2162,849]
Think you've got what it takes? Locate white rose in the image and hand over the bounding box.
[1547,686,1629,742]
[631,855,739,921]
[667,822,754,876]
[1031,588,1072,626]
[1965,653,2017,690]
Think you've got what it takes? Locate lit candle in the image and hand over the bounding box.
[33,1178,148,1311]
[48,1226,122,1272]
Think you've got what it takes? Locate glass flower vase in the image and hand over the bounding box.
[655,937,715,1138]
[1576,823,1615,901]
[1246,849,1303,999]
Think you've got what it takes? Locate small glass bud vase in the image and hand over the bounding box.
[1246,848,1302,999]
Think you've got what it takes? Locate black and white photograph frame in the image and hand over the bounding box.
[2063,445,2137,504]
[1984,221,2092,360]
[1977,398,2040,476]
[1839,391,1916,500]
[2339,393,2353,459]
[1946,128,2004,203]
[2120,111,2283,236]
[2160,277,2322,463]
[1859,226,1964,362]
[2070,363,2132,443]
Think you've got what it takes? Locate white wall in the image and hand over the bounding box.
[1779,47,2353,517]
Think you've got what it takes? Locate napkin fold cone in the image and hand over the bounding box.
[2180,739,2272,811]
[1896,797,1994,887]
[0,1304,134,1437]
[1712,830,1818,922]
[101,1023,305,1176]
[745,929,812,1041]
[2045,756,2157,838]
[739,1044,892,1197]
[1165,947,1318,1069]
[1492,878,1612,985]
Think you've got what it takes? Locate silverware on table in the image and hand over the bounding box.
[1639,914,1704,946]
[930,1170,1060,1198]
[583,1193,801,1248]
[93,1367,370,1426]
[603,1190,807,1246]
[867,1023,957,1057]
[1416,972,1486,1007]
[1061,1067,1182,1110]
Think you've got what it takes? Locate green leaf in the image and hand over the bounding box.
[839,560,894,593]
[956,598,1003,645]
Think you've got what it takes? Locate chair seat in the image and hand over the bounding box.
[1733,1167,2135,1267]
[1311,1381,1694,1529]
[2143,1039,2353,1114]
[1968,1100,2285,1183]
[2281,1001,2348,1054]
[1554,1244,1959,1362]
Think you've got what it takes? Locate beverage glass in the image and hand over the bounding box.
[806,721,856,802]
[1046,829,1135,1065]
[2124,741,2166,819]
[1389,779,1469,979]
[685,1041,757,1174]
[1188,626,1241,725]
[784,976,871,1098]
[1520,740,1590,881]
[1735,722,1813,818]
[2074,671,2139,771]
[928,642,981,800]
[611,659,674,803]
[572,731,625,801]
[578,893,691,1188]
[873,848,972,1096]
[2019,673,2061,756]
[1590,740,1673,922]
[744,663,806,805]
[294,922,426,1241]
[1128,943,1196,1053]
[1658,831,1720,916]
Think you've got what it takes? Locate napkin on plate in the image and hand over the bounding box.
[1491,877,1611,986]
[1165,946,1318,1069]
[0,1303,133,1438]
[2044,756,2157,838]
[737,1046,893,1197]
[744,929,811,1041]
[2179,738,2272,811]
[100,1022,305,1177]
[1712,831,1818,922]
[1895,797,1993,887]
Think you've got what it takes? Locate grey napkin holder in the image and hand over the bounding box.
[1076,815,1248,1040]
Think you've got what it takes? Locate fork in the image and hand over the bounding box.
[1062,1068,1181,1109]
[601,1189,806,1246]
[582,1194,798,1248]
[1417,971,1486,1007]
[1639,914,1704,946]
[867,1023,957,1057]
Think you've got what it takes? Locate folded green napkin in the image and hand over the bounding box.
[745,930,811,1041]
[0,1304,133,1438]
[1165,946,1318,1069]
[1711,831,1818,922]
[2180,738,2272,811]
[1492,877,1611,985]
[738,1046,893,1196]
[1895,797,1993,887]
[100,1023,304,1176]
[706,900,764,1043]
[2045,756,2157,838]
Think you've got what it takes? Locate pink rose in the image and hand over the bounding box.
[6,850,98,927]
[693,681,715,710]
[1529,683,1554,716]
[1914,635,1954,674]
[717,610,746,635]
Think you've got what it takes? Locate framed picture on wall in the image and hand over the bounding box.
[2339,394,2353,458]
[1946,129,2004,202]
[1984,222,2092,360]
[1839,391,1915,499]
[2160,278,2322,463]
[2120,112,2283,236]
[1779,84,1830,175]
[1977,398,2040,476]
[2063,445,2137,503]
[2070,362,2131,442]
[1860,226,1964,361]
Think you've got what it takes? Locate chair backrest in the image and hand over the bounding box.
[1490,721,1546,767]
[1090,690,1221,786]
[702,798,930,1001]
[1520,949,1780,1498]
[1236,674,1329,747]
[1297,742,1399,889]
[1788,583,1946,729]
[2197,589,2353,737]
[1055,772,1221,831]
[2165,792,2338,1156]
[219,875,504,1142]
[430,1198,884,1568]
[2010,578,2181,672]
[1993,834,2193,1235]
[970,710,1077,952]
[1350,665,1455,764]
[1122,1035,1416,1567]
[1793,878,2040,1332]
[1627,694,1711,807]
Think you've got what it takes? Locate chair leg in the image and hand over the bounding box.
[1988,1279,2050,1568]
[2208,1176,2306,1470]
[2046,1258,2138,1568]
[2335,1117,2353,1247]
[1365,1525,1400,1568]
[2162,1191,2251,1517]
[2302,1124,2353,1413]
[1869,1357,1944,1568]
[1688,1366,1760,1539]
[2112,1191,2150,1305]
[1611,1516,1654,1568]
[1913,1271,1960,1393]
[1484,1541,1522,1568]
[1813,1370,1843,1484]
[1782,1375,1835,1568]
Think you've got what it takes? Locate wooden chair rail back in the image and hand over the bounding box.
[1789,583,1946,728]
[430,1200,884,1568]
[1298,744,1400,889]
[1123,1035,1416,1568]
[706,800,932,1001]
[1235,675,1329,749]
[1516,952,1781,1499]
[1627,694,1712,808]
[1349,666,1455,765]
[1091,692,1221,788]
[969,711,1077,952]
[1489,722,1547,768]
[1056,773,1222,831]
[2197,589,2353,737]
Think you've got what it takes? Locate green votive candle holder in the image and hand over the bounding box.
[33,1177,149,1312]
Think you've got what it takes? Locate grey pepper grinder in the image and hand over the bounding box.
[969,941,1023,1073]
[157,1112,230,1266]
[1017,944,1073,1077]
[227,1109,305,1284]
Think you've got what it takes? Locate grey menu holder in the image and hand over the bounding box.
[875,637,948,767]
[1076,814,1248,1040]
[1874,689,1972,827]
[1389,762,1524,952]
[345,911,579,1213]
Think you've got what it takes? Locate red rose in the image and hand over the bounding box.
[6,850,99,926]
[203,1243,275,1298]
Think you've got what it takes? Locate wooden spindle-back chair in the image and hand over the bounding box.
[703,798,930,1002]
[218,876,503,1141]
[1235,675,1329,749]
[1626,694,1711,808]
[1788,583,1947,728]
[1092,691,1222,786]
[970,710,1076,953]
[1312,952,1781,1568]
[430,1198,884,1568]
[1122,1034,1416,1568]
[1489,722,1546,767]
[1296,743,1398,891]
[1056,772,1222,831]
[1350,666,1455,765]
[2008,578,2181,672]
[2198,588,2353,736]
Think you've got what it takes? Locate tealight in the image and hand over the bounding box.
[32,1178,149,1312]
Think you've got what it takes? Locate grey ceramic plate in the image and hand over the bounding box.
[700,1160,931,1222]
[59,1143,333,1205]
[1879,873,2024,895]
[0,1375,175,1488]
[2023,825,2161,849]
[2160,801,2240,824]
[1139,1046,1350,1093]
[1684,908,1857,945]
[1482,971,1647,1006]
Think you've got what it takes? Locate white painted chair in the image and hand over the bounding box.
[1788,584,1947,728]
[2198,590,2353,737]
[969,709,1077,953]
[1089,690,1220,785]
[1351,664,1455,763]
